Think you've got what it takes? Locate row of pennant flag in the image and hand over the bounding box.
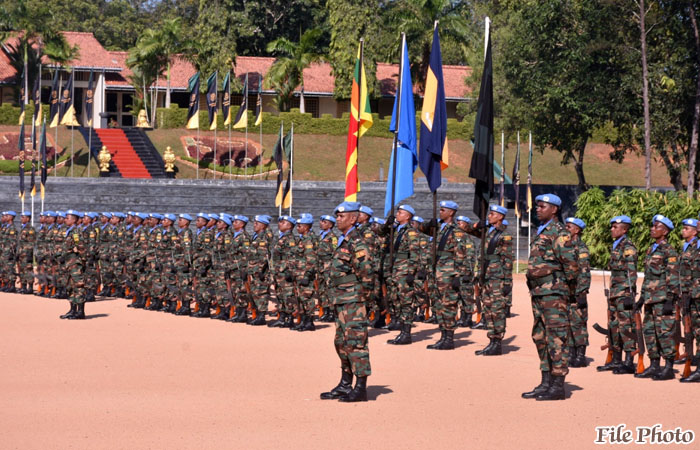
[184,71,262,131]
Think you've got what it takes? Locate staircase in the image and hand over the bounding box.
[79,127,165,178]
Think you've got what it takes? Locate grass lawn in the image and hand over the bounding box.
[0,125,673,187]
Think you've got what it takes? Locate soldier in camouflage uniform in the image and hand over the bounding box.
[17,212,36,294]
[383,204,421,345]
[678,218,699,382]
[246,215,273,325]
[229,215,252,323]
[173,214,194,315]
[455,216,477,327]
[209,214,233,320]
[126,213,149,308]
[36,212,54,296]
[292,213,318,331]
[156,214,179,313]
[411,216,432,323]
[192,213,213,317]
[320,201,373,402]
[368,217,388,328]
[421,201,473,350]
[96,213,114,296]
[355,206,381,324]
[564,217,591,368]
[317,215,338,323]
[59,210,87,320]
[681,218,700,382]
[144,214,163,310]
[80,213,100,301]
[268,216,299,328]
[522,194,578,401]
[110,213,127,298]
[467,204,514,355]
[51,212,69,299]
[635,215,680,381]
[596,215,639,374]
[0,212,18,292]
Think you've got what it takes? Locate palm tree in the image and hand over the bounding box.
[127,29,167,125]
[265,28,324,112]
[158,18,187,108]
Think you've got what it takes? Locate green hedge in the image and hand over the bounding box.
[0,153,69,174]
[575,188,700,269]
[156,105,473,140]
[0,104,51,126]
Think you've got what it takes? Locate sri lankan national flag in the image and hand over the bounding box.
[59,70,79,126]
[40,119,47,200]
[232,73,248,129]
[222,71,232,126]
[19,67,26,125]
[344,40,373,201]
[254,75,263,126]
[49,70,60,128]
[32,69,42,127]
[84,70,95,127]
[18,124,26,201]
[186,72,201,129]
[206,72,218,130]
[419,27,449,195]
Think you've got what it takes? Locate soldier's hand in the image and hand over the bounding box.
[451,276,461,291]
[634,297,644,312]
[258,271,266,281]
[502,285,512,297]
[240,270,248,280]
[604,288,610,298]
[285,272,294,282]
[662,300,674,316]
[299,277,310,287]
[416,270,427,280]
[405,274,414,287]
[576,293,588,308]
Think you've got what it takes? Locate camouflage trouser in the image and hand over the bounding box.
[110,258,124,290]
[177,271,193,303]
[610,295,636,352]
[334,301,371,377]
[296,279,315,315]
[459,281,475,315]
[643,302,676,360]
[414,277,427,310]
[433,270,459,332]
[85,260,99,293]
[692,299,700,357]
[230,271,248,308]
[18,253,33,286]
[567,302,589,347]
[99,257,114,288]
[483,282,506,339]
[68,262,86,304]
[319,272,333,310]
[209,266,228,306]
[275,274,297,315]
[161,266,178,301]
[390,271,415,325]
[250,272,270,314]
[531,294,570,377]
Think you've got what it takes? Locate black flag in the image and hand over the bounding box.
[85,70,95,127]
[40,120,47,200]
[468,20,494,220]
[18,125,25,200]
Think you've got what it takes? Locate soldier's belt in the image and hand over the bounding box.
[332,274,358,286]
[394,252,410,260]
[527,271,564,288]
[645,273,663,280]
[437,251,453,257]
[485,254,498,261]
[610,270,625,277]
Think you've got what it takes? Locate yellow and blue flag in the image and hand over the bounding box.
[186,72,201,130]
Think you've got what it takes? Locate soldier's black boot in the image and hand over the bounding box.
[425,313,437,324]
[175,303,191,316]
[426,330,446,349]
[635,358,660,378]
[596,350,622,372]
[680,366,700,382]
[248,313,266,326]
[235,307,249,323]
[284,314,295,329]
[652,358,675,381]
[506,305,512,318]
[68,303,86,320]
[292,314,306,331]
[320,371,353,400]
[522,371,551,399]
[471,317,486,330]
[302,315,316,331]
[414,308,425,323]
[97,286,109,296]
[536,375,566,401]
[483,338,502,355]
[134,295,147,309]
[576,346,588,367]
[569,347,581,368]
[613,351,635,374]
[198,303,211,318]
[212,306,228,320]
[435,330,455,350]
[387,318,401,331]
[339,376,368,403]
[475,338,495,355]
[60,302,77,319]
[268,312,285,327]
[389,323,412,345]
[387,322,405,344]
[371,313,386,329]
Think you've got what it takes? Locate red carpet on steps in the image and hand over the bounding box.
[95,129,152,178]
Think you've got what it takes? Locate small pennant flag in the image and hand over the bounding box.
[186,72,201,130]
[232,74,248,129]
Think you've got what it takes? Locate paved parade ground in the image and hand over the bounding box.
[1,273,696,450]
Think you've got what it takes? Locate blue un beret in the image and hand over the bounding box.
[5,210,17,217]
[565,217,586,230]
[297,213,313,225]
[440,200,459,210]
[335,202,361,213]
[66,209,83,218]
[101,212,112,218]
[279,215,297,225]
[254,214,271,225]
[179,213,193,221]
[150,213,164,220]
[489,205,508,216]
[233,215,249,224]
[86,212,99,219]
[610,215,631,225]
[502,219,509,227]
[112,212,126,219]
[320,214,336,224]
[45,211,57,217]
[456,215,471,223]
[682,218,698,228]
[412,216,424,224]
[652,214,674,230]
[196,212,208,220]
[359,205,373,216]
[218,215,232,226]
[163,213,177,222]
[21,211,31,217]
[398,204,415,216]
[535,194,562,207]
[370,217,386,225]
[56,211,66,218]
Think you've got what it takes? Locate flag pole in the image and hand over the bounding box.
[527,131,532,258]
[389,32,406,280]
[357,39,364,200]
[430,21,439,283]
[259,74,263,177]
[228,71,232,179]
[516,131,520,272]
[500,131,505,206]
[70,67,75,178]
[54,69,60,176]
[289,122,294,216]
[244,74,249,177]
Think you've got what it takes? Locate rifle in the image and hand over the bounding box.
[625,270,644,374]
[423,274,432,320]
[673,303,682,360]
[681,295,694,378]
[595,270,614,364]
[474,280,483,325]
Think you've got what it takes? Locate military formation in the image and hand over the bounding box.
[1,192,699,402]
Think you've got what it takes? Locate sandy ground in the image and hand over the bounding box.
[1,273,697,450]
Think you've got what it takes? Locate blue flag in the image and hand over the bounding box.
[418,27,448,194]
[385,36,417,217]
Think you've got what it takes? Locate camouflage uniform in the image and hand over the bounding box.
[174,225,194,309]
[331,226,373,377]
[641,240,679,361]
[606,235,639,359]
[295,230,318,316]
[0,220,15,288]
[157,226,178,306]
[690,240,700,360]
[273,230,299,319]
[35,222,52,294]
[249,228,274,316]
[192,226,213,311]
[526,220,578,377]
[83,223,100,297]
[51,222,67,296]
[384,223,421,326]
[110,223,127,295]
[17,222,36,290]
[132,224,150,300]
[230,229,251,310]
[356,223,379,313]
[458,233,477,320]
[211,227,232,311]
[413,230,432,318]
[62,224,86,304]
[98,222,114,291]
[317,228,338,316]
[569,236,591,347]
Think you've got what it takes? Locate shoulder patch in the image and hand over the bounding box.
[623,249,635,256]
[331,236,338,245]
[407,230,418,237]
[579,252,589,258]
[503,235,512,241]
[356,249,368,259]
[305,244,313,249]
[668,256,677,263]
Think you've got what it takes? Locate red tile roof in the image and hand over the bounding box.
[0,46,14,84]
[376,62,472,99]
